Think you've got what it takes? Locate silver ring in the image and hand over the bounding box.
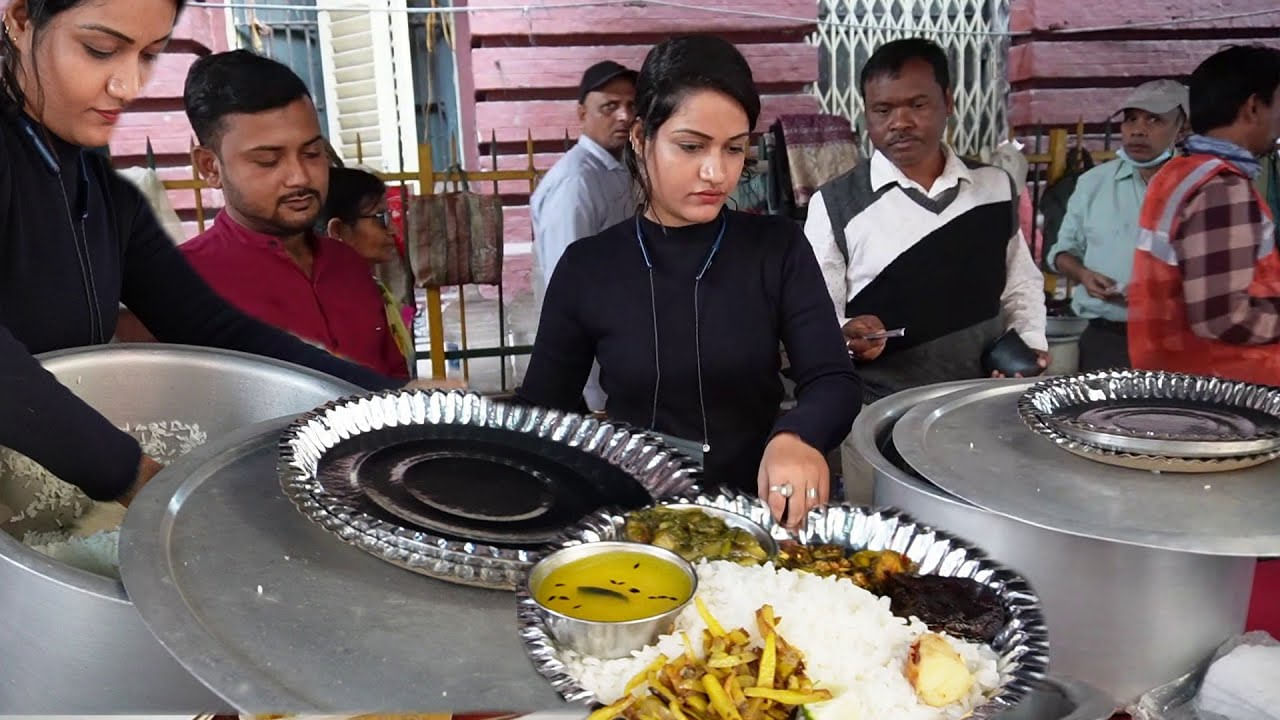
[806,487,819,500]
[770,484,794,498]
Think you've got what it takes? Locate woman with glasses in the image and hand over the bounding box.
[321,167,416,369]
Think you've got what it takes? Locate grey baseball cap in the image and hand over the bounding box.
[1117,79,1189,118]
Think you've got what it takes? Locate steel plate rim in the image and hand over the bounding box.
[516,487,1050,719]
[1019,370,1280,460]
[849,380,994,511]
[1044,421,1280,458]
[902,376,1280,473]
[278,390,702,590]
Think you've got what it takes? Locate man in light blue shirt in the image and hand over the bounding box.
[530,61,636,410]
[1047,79,1188,370]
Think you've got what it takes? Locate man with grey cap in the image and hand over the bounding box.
[530,60,637,410]
[1047,79,1189,370]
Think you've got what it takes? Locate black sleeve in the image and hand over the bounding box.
[0,324,144,502]
[770,223,863,452]
[0,137,142,501]
[113,176,400,392]
[515,242,595,412]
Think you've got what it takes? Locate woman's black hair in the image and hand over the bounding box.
[1,0,188,117]
[859,38,951,97]
[624,35,761,213]
[322,166,387,228]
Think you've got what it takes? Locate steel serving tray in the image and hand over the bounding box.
[120,417,577,713]
[896,379,1280,555]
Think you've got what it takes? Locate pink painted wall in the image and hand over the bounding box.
[111,3,232,238]
[1009,0,1280,132]
[461,0,820,294]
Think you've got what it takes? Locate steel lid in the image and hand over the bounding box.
[892,379,1280,556]
[119,417,572,713]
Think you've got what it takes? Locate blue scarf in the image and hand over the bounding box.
[1185,134,1262,179]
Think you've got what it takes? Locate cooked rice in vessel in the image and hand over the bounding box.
[0,420,207,579]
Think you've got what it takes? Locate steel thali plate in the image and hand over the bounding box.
[516,489,1051,719]
[278,391,701,588]
[1020,370,1280,461]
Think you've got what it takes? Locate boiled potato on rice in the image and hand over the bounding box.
[904,633,974,707]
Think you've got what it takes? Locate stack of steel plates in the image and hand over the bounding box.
[1019,370,1280,472]
[278,390,700,589]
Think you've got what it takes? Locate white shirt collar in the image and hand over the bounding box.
[577,135,625,170]
[869,145,972,197]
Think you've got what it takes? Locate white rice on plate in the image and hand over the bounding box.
[562,560,1002,720]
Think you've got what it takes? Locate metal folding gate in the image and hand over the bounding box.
[814,0,1012,155]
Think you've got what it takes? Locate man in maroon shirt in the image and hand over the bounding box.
[179,50,408,379]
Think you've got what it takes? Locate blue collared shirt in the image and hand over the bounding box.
[530,135,634,309]
[1047,158,1150,322]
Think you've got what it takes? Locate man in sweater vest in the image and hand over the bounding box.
[803,38,1047,499]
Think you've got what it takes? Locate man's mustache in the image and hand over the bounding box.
[279,190,321,205]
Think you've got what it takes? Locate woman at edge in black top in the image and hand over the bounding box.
[518,36,862,528]
[0,0,410,508]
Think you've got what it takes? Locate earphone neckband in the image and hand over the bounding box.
[634,210,728,454]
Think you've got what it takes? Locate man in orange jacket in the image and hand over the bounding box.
[1129,45,1280,386]
[1129,44,1280,639]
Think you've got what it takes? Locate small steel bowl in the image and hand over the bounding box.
[526,541,697,659]
[652,503,779,559]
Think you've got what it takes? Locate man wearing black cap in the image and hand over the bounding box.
[530,60,637,410]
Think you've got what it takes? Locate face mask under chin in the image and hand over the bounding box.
[1117,145,1175,169]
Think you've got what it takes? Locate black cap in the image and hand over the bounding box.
[578,61,637,103]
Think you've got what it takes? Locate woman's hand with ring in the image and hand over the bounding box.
[756,432,829,530]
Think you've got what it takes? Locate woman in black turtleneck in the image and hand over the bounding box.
[518,36,862,528]
[0,0,402,508]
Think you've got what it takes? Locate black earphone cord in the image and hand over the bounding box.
[21,119,105,344]
[635,213,726,455]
